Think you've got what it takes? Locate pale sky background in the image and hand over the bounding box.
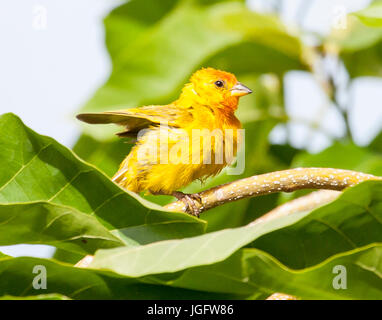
[0,0,381,258]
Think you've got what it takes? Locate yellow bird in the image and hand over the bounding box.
[77,68,252,216]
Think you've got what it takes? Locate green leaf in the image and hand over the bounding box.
[0,251,9,258]
[151,244,382,299]
[0,294,71,300]
[52,248,85,264]
[0,255,242,299]
[4,244,382,299]
[89,208,308,277]
[82,0,305,113]
[353,2,382,27]
[89,181,382,277]
[104,0,181,63]
[0,202,123,254]
[72,134,131,178]
[0,113,205,245]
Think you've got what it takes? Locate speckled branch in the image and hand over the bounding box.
[164,168,382,214]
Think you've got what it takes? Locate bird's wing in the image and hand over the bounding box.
[77,105,192,138]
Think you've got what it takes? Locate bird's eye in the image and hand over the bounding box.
[214,80,224,88]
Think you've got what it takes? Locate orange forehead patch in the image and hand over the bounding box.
[190,67,237,85]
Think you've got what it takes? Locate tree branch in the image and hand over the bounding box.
[164,168,382,214]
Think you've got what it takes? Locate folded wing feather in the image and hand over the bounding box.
[77,105,191,138]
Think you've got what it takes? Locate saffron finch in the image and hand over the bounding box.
[77,68,252,216]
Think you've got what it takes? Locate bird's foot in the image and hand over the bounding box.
[172,191,202,217]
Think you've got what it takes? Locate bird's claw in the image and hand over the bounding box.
[172,192,202,217]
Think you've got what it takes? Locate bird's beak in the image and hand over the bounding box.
[230,82,253,97]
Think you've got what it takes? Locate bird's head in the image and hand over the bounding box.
[181,67,252,111]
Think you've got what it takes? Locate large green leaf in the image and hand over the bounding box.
[150,244,382,299]
[72,134,131,178]
[3,243,382,299]
[82,0,305,113]
[0,255,241,299]
[0,202,123,254]
[353,2,382,27]
[0,113,205,246]
[89,181,382,277]
[104,0,181,63]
